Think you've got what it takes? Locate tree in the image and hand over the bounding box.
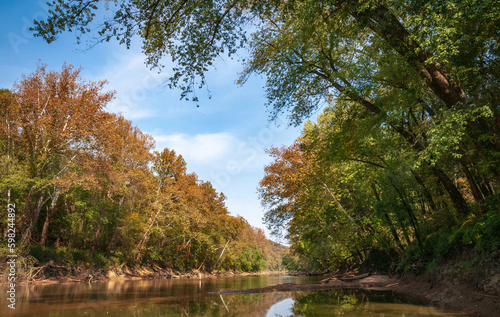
[2,63,276,273]
[259,141,382,270]
[32,0,499,213]
[5,63,116,245]
[260,93,498,270]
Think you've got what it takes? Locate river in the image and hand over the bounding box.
[0,275,471,316]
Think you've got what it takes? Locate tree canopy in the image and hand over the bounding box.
[0,64,282,272]
[30,0,500,272]
[32,0,499,167]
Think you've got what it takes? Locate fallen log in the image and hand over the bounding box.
[338,272,371,282]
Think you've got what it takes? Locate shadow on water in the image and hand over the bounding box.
[0,276,471,316]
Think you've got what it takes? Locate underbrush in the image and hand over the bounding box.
[282,200,500,283]
[0,247,38,282]
[27,245,124,269]
[392,202,500,293]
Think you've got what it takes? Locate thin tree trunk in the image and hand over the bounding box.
[134,208,176,263]
[91,226,102,255]
[431,166,469,218]
[22,188,47,245]
[40,189,60,246]
[460,161,485,205]
[410,167,438,213]
[396,213,412,246]
[372,184,404,253]
[390,180,424,254]
[108,196,126,250]
[21,185,35,228]
[479,181,493,198]
[135,209,161,261]
[313,172,359,228]
[215,239,231,268]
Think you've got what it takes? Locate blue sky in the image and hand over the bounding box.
[1,1,305,241]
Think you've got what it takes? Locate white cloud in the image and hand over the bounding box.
[151,131,275,190]
[154,132,239,165]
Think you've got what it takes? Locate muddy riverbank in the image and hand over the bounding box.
[2,262,278,285]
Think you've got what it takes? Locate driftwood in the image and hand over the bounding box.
[338,272,371,282]
[28,262,72,281]
[321,272,371,284]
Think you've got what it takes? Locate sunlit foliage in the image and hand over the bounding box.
[0,64,277,272]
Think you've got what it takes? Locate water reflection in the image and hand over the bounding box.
[0,276,470,316]
[266,298,294,317]
[0,276,316,316]
[291,289,471,316]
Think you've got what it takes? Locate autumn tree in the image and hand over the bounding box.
[1,63,275,274]
[1,64,117,246]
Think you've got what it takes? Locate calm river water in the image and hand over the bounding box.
[1,275,470,316]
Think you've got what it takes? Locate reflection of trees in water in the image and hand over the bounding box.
[1,277,301,316]
[2,283,293,317]
[87,292,290,317]
[0,285,455,317]
[133,292,290,317]
[291,289,394,316]
[223,292,289,317]
[291,290,466,316]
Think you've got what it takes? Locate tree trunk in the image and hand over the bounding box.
[134,208,162,262]
[431,166,469,218]
[479,181,493,198]
[313,172,359,229]
[372,184,404,253]
[343,2,465,106]
[107,196,126,250]
[396,213,412,247]
[21,185,35,231]
[410,167,438,213]
[40,189,60,246]
[390,180,424,254]
[91,226,102,255]
[461,163,485,205]
[22,188,46,245]
[215,239,231,268]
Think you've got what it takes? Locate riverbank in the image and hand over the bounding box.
[1,262,278,285]
[4,263,499,316]
[216,274,499,317]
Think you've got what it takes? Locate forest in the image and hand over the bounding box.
[3,0,500,277]
[0,65,284,274]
